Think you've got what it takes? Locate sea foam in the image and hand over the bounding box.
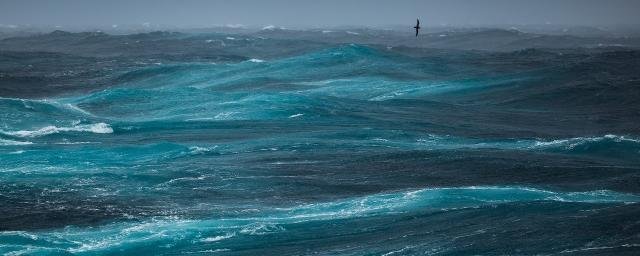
[1,186,636,254]
[0,138,33,146]
[247,58,265,63]
[1,123,113,138]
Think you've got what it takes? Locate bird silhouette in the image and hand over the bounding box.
[414,19,420,37]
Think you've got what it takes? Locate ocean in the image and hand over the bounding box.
[1,31,640,255]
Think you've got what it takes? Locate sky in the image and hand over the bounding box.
[1,0,640,28]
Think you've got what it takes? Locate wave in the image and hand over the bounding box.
[0,138,33,146]
[4,45,520,122]
[274,186,639,222]
[0,123,113,138]
[531,134,639,147]
[409,133,640,157]
[0,186,636,254]
[529,134,640,151]
[188,145,219,155]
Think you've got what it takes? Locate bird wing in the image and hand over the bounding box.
[417,19,420,26]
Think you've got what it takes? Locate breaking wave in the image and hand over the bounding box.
[0,123,113,138]
[0,186,637,254]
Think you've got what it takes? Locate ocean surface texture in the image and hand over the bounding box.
[1,30,640,255]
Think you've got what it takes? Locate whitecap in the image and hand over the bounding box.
[247,58,265,63]
[239,223,284,235]
[0,138,33,146]
[532,139,571,148]
[189,146,218,154]
[54,141,100,145]
[201,233,235,242]
[530,134,640,150]
[288,113,304,118]
[197,249,231,253]
[0,123,113,138]
[0,186,637,254]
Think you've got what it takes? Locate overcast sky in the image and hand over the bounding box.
[1,0,640,28]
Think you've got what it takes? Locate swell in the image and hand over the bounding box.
[2,126,638,162]
[4,45,636,126]
[0,186,637,254]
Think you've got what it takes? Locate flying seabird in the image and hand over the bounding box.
[414,19,421,37]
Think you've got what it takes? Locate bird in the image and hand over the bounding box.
[414,19,421,37]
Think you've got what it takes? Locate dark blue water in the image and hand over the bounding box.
[1,45,640,255]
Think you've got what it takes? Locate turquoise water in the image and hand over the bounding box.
[1,45,640,255]
[2,187,639,255]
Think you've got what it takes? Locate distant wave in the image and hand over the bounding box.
[0,123,113,138]
[527,134,640,159]
[530,134,639,149]
[411,134,640,157]
[0,186,636,254]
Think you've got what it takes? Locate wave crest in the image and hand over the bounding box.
[532,134,639,149]
[0,186,636,254]
[0,123,113,138]
[0,138,33,146]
